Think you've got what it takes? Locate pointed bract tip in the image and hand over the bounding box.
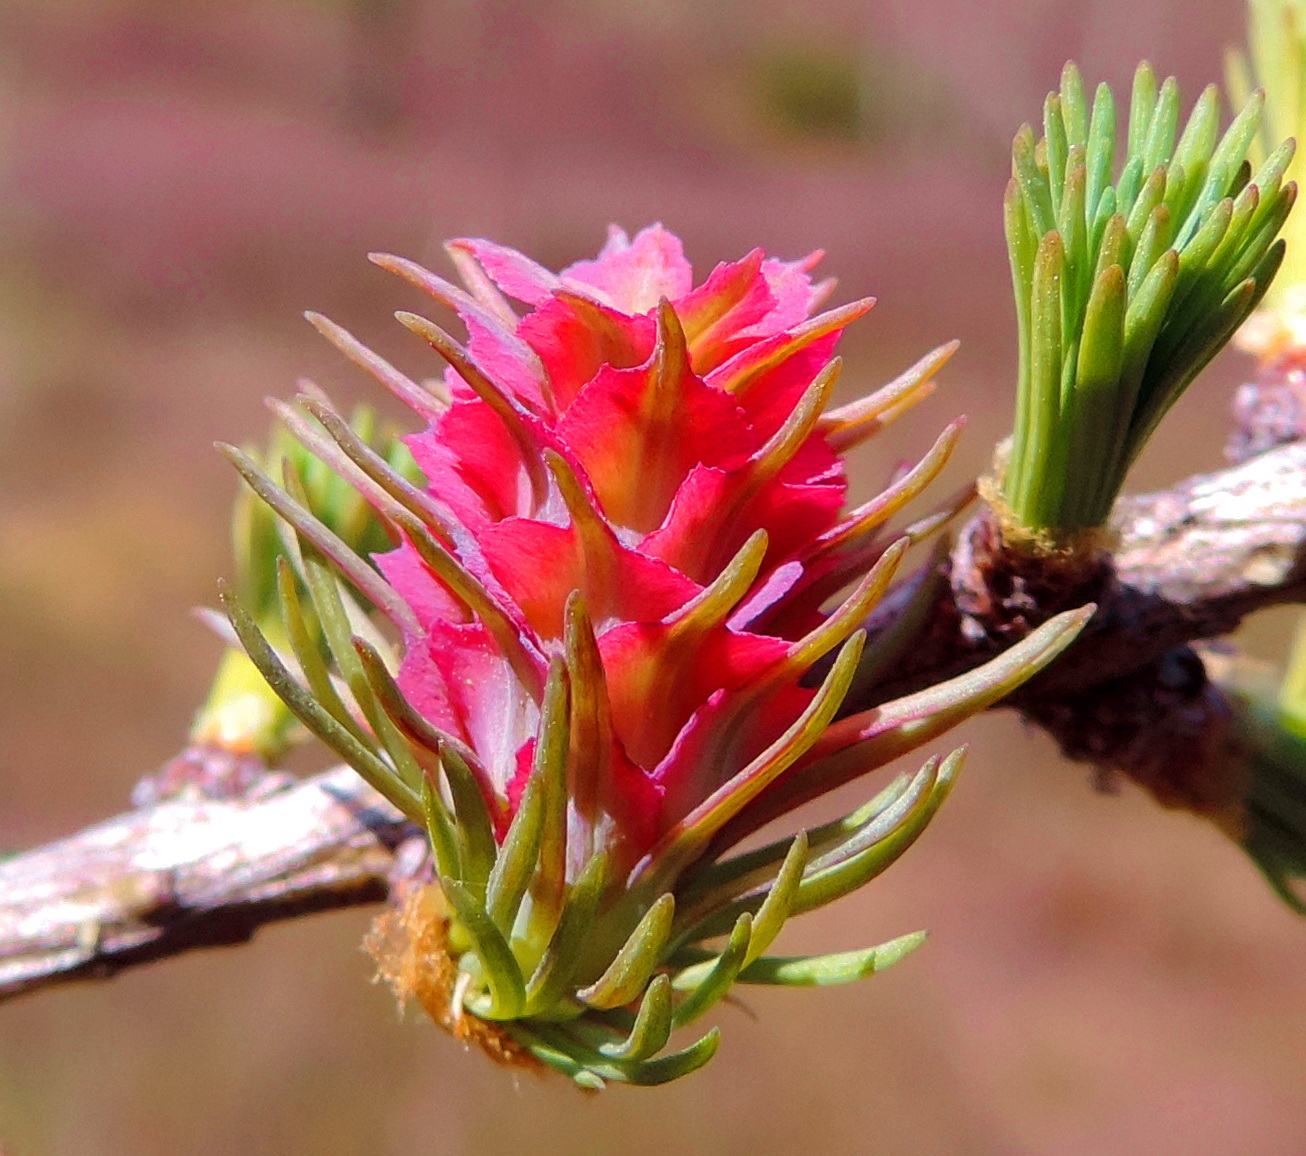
[295,379,333,407]
[369,252,421,279]
[655,296,688,342]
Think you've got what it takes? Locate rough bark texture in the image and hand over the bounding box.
[0,767,412,1001]
[861,441,1306,706]
[4,441,1306,1003]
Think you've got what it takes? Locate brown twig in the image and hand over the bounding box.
[0,767,411,1002]
[3,442,1306,1003]
[860,441,1306,706]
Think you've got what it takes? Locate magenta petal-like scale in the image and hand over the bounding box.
[561,223,694,313]
[519,296,656,410]
[381,229,929,861]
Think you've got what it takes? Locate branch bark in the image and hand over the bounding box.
[4,442,1306,1004]
[0,767,410,1001]
[858,441,1306,706]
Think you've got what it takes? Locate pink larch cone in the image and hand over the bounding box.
[221,224,1089,1087]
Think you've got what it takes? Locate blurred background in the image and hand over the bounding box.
[1,0,1304,1152]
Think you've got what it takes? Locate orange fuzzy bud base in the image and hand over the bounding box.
[980,473,1118,568]
[953,481,1111,650]
[365,884,542,1073]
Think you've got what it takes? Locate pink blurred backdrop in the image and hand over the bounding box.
[1,1,1304,1153]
